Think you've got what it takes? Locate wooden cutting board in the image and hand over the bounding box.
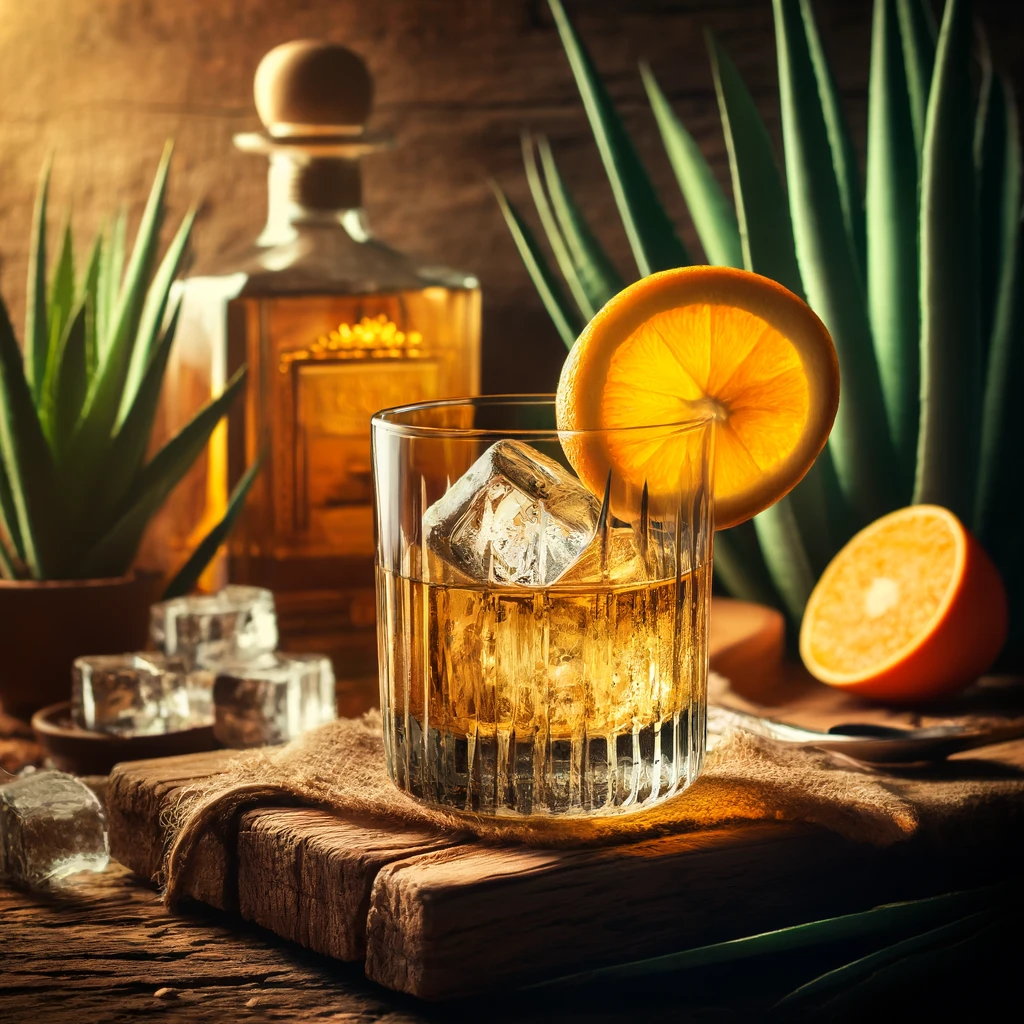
[103,600,1022,1000]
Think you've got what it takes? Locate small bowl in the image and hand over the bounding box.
[31,702,220,776]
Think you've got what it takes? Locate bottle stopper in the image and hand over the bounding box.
[235,39,389,155]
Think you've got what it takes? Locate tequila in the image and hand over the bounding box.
[378,566,710,815]
[146,42,480,712]
[371,398,714,818]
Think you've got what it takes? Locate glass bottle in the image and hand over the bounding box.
[146,41,481,714]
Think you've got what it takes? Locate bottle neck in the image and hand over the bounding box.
[259,153,367,244]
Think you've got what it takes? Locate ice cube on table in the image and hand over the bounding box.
[150,585,278,670]
[422,439,601,586]
[72,653,193,736]
[212,653,336,749]
[0,771,109,888]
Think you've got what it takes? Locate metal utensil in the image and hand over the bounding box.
[708,705,1024,765]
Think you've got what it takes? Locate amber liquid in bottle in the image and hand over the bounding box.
[145,47,482,714]
[227,289,479,707]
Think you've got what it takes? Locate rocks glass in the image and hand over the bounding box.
[371,396,713,818]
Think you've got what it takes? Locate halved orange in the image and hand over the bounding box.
[800,506,1008,702]
[555,267,839,528]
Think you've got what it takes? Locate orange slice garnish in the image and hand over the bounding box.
[555,266,839,528]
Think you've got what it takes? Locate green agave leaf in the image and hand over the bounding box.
[97,206,127,362]
[712,521,786,612]
[161,451,265,600]
[708,29,844,588]
[76,366,247,579]
[43,301,89,462]
[64,144,173,500]
[707,30,803,295]
[0,295,66,578]
[640,62,743,268]
[896,0,938,156]
[867,0,920,495]
[0,534,15,580]
[912,0,980,520]
[548,0,690,276]
[800,0,867,276]
[78,231,103,379]
[778,908,999,1009]
[47,219,76,361]
[24,156,52,401]
[0,450,24,565]
[493,182,582,348]
[536,136,623,312]
[120,206,196,422]
[773,0,899,523]
[752,498,817,620]
[529,887,995,989]
[976,71,1020,366]
[92,300,182,531]
[522,133,595,321]
[976,202,1022,550]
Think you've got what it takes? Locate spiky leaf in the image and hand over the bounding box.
[867,0,920,494]
[752,499,817,620]
[162,451,265,600]
[78,232,103,378]
[522,134,595,321]
[76,366,247,579]
[707,31,803,296]
[120,206,196,421]
[45,301,89,463]
[548,0,689,276]
[46,219,76,361]
[896,0,938,156]
[0,451,24,566]
[712,521,786,612]
[93,300,182,531]
[24,158,52,400]
[773,0,899,523]
[64,144,173,501]
[537,136,623,312]
[913,0,979,520]
[641,62,743,268]
[494,183,582,348]
[0,296,66,578]
[800,0,866,276]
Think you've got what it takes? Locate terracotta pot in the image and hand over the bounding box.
[0,573,164,720]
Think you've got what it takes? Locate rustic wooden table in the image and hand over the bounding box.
[5,669,1024,1022]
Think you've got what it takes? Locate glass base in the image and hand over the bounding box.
[385,708,706,817]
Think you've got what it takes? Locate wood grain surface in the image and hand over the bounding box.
[1,0,1021,396]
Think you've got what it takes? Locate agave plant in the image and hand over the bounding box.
[497,0,1023,657]
[0,144,259,598]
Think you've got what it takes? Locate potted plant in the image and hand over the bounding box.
[0,145,259,718]
[498,0,1022,663]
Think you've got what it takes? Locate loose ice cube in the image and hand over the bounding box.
[72,653,192,736]
[0,771,109,888]
[212,653,336,748]
[422,440,601,586]
[150,585,278,670]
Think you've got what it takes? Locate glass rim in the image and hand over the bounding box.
[370,393,714,439]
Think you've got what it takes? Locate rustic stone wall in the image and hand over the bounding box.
[0,0,1020,392]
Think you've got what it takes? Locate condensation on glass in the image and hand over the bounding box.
[372,398,714,818]
[143,43,481,713]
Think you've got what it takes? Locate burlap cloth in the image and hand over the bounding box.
[162,674,1024,907]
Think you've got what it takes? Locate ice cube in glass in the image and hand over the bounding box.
[212,653,336,748]
[72,653,192,736]
[150,585,278,670]
[421,439,601,586]
[0,771,109,888]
